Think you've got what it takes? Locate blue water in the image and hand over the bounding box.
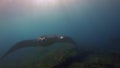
[0,0,120,58]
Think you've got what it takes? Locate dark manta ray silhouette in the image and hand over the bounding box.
[0,35,77,61]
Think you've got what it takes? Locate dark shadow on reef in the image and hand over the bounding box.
[53,51,93,68]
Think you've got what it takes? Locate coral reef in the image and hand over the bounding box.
[0,43,120,68]
[69,53,120,68]
[0,43,78,68]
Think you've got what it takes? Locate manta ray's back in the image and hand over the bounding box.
[0,35,78,62]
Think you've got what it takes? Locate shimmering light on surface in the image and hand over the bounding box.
[0,0,84,10]
[31,0,57,5]
[0,0,86,22]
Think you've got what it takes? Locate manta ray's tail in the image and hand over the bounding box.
[0,40,38,62]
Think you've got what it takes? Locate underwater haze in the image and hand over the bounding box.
[0,0,120,66]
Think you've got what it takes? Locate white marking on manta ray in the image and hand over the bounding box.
[37,37,46,41]
[60,36,64,39]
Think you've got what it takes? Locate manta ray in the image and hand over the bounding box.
[0,35,77,61]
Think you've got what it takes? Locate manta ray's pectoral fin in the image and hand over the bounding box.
[0,40,38,61]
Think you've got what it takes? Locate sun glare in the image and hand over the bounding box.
[32,0,57,6]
